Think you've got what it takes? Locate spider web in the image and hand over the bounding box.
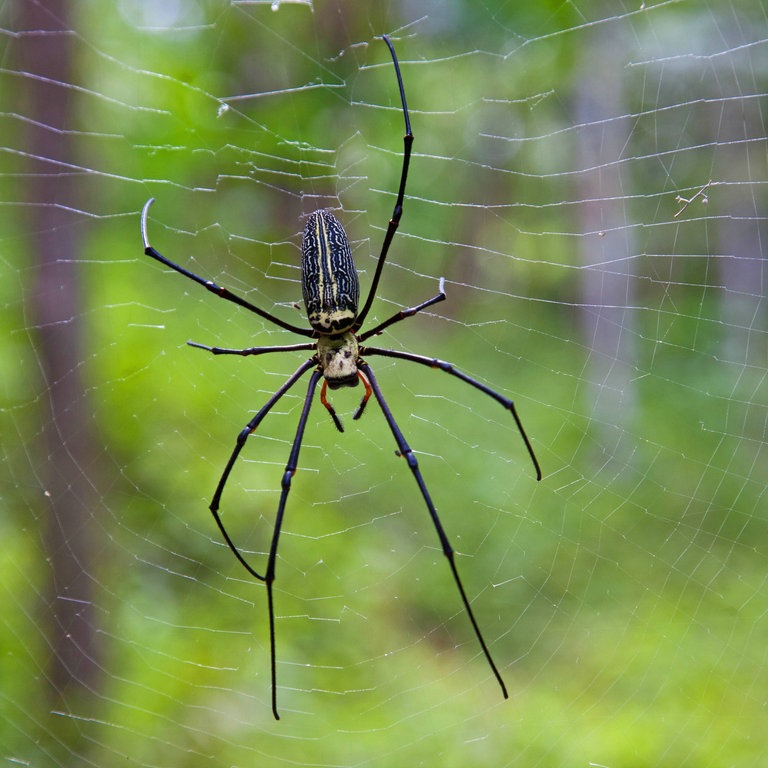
[2,0,767,765]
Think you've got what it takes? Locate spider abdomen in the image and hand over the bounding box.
[301,209,360,335]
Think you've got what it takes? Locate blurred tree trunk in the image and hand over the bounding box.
[17,0,103,714]
[574,22,638,469]
[716,107,768,368]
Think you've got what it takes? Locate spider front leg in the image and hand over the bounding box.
[357,277,446,341]
[141,198,313,338]
[188,340,315,357]
[358,361,509,699]
[354,34,414,329]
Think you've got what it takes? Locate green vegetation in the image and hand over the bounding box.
[1,1,766,765]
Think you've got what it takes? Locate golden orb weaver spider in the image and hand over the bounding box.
[140,35,541,720]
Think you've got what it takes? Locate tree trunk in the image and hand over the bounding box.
[17,0,103,715]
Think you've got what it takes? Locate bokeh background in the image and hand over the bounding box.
[1,1,766,765]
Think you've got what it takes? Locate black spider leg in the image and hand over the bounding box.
[205,358,318,720]
[362,347,542,481]
[188,340,316,356]
[263,368,322,720]
[351,277,446,422]
[141,198,313,338]
[358,362,509,700]
[358,277,446,343]
[354,35,414,330]
[187,339,367,435]
[187,339,357,433]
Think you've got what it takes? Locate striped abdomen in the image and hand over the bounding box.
[301,210,359,334]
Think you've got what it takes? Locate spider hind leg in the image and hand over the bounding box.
[359,361,509,699]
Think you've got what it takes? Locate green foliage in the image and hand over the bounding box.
[2,1,766,766]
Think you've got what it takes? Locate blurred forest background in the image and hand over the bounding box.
[1,0,767,765]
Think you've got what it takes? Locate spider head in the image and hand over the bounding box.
[316,332,360,389]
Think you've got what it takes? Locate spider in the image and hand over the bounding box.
[140,35,541,720]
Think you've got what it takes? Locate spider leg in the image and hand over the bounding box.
[263,368,323,720]
[207,358,316,582]
[354,36,413,330]
[361,347,542,481]
[351,371,373,420]
[188,340,315,357]
[358,361,509,700]
[141,198,313,337]
[357,278,446,343]
[207,360,321,720]
[318,371,372,431]
[319,380,344,433]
